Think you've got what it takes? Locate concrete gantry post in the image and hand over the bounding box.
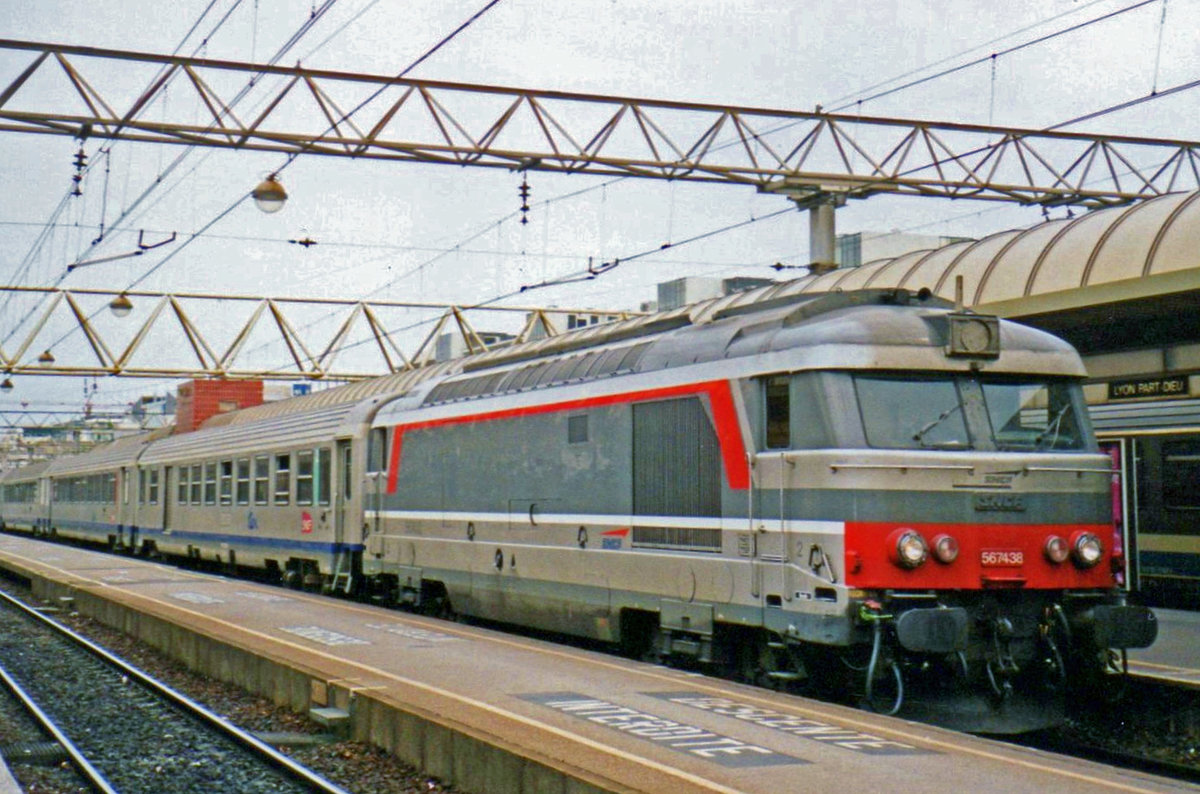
[807,201,839,275]
[759,180,848,275]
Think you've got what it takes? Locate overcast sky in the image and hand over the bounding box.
[0,0,1197,413]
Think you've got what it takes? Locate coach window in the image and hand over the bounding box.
[235,458,250,505]
[204,462,217,505]
[274,453,291,505]
[138,469,147,504]
[764,376,790,449]
[296,450,315,506]
[219,460,233,505]
[190,464,202,505]
[253,456,270,505]
[178,467,189,505]
[367,428,388,473]
[317,448,331,506]
[148,468,159,505]
[1163,439,1200,510]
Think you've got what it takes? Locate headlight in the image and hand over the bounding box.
[931,534,959,564]
[1070,531,1103,568]
[1043,535,1069,564]
[888,528,928,569]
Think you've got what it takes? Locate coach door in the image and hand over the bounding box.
[161,466,173,536]
[336,440,352,546]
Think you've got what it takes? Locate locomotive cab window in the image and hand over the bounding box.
[764,376,789,449]
[852,373,1092,452]
[855,375,970,450]
[981,380,1089,452]
[761,372,834,450]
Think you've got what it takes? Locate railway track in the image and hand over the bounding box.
[1005,676,1200,786]
[6,532,1200,790]
[0,587,352,794]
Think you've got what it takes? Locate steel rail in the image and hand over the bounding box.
[0,660,118,794]
[0,588,354,794]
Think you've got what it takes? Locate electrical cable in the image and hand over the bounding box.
[66,0,337,271]
[1,2,344,357]
[1,0,252,334]
[10,0,508,387]
[7,1,1186,396]
[1151,0,1169,95]
[222,0,1200,372]
[837,0,1158,112]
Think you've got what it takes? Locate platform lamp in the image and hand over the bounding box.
[251,174,288,214]
[109,292,133,318]
[0,377,11,393]
[37,350,55,366]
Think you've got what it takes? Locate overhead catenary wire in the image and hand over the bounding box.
[833,0,1160,112]
[364,0,1174,300]
[64,0,339,273]
[1,1,344,347]
[10,0,509,382]
[161,0,1200,378]
[9,0,1190,400]
[111,0,506,296]
[0,0,256,336]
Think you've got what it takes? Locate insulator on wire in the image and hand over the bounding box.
[518,177,531,225]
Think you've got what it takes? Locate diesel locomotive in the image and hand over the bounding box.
[0,285,1157,732]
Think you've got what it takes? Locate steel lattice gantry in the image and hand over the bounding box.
[0,286,637,380]
[2,38,1200,208]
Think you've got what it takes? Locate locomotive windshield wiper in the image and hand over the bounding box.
[1034,403,1073,449]
[912,402,964,447]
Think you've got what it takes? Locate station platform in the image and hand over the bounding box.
[0,534,1193,794]
[1129,608,1200,687]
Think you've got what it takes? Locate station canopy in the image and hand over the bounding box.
[786,191,1200,354]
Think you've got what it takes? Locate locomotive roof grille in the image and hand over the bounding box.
[424,341,653,406]
[422,289,970,408]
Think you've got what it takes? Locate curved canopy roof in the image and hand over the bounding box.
[786,191,1200,316]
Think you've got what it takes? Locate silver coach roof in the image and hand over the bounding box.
[141,361,465,463]
[45,429,168,477]
[0,458,52,483]
[141,401,365,464]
